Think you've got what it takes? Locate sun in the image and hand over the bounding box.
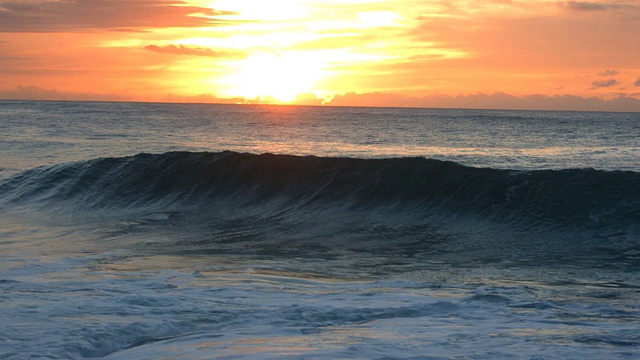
[222,52,326,103]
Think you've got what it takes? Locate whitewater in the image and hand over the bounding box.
[1,100,639,359]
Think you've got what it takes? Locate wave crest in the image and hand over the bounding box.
[2,151,639,265]
[2,151,639,227]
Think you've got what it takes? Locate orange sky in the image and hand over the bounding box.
[1,0,639,111]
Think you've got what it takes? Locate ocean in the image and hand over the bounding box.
[0,100,638,359]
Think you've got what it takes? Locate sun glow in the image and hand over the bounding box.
[182,1,416,103]
[222,53,326,103]
[211,0,308,21]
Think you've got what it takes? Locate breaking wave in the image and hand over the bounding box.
[1,151,638,265]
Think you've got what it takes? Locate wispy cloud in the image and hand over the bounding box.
[560,1,640,13]
[598,69,619,77]
[591,79,619,88]
[563,1,609,11]
[634,78,640,87]
[0,0,232,32]
[145,44,242,58]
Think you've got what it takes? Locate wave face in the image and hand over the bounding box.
[2,151,639,265]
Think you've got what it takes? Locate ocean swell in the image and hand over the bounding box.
[2,151,638,228]
[1,151,639,267]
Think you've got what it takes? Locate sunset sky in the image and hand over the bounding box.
[1,0,639,111]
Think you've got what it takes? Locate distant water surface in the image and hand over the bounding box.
[1,100,638,177]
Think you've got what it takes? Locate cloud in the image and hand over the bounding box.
[327,92,419,108]
[591,79,619,88]
[326,91,640,112]
[563,1,608,11]
[598,69,619,77]
[635,78,640,87]
[0,85,249,104]
[0,0,233,32]
[560,1,640,13]
[2,86,639,112]
[145,45,242,58]
[0,85,130,102]
[160,93,247,104]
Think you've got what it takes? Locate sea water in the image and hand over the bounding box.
[0,100,638,359]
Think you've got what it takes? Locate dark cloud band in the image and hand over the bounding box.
[591,79,619,88]
[0,0,234,32]
[145,44,242,58]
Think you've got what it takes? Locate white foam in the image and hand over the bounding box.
[1,252,638,359]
